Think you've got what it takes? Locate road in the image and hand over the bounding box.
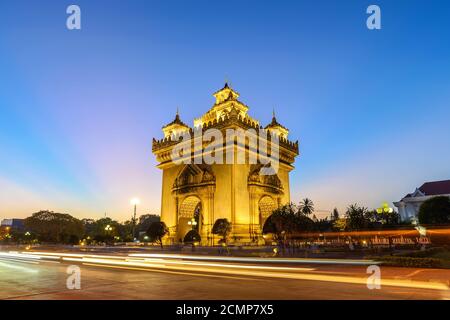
[0,250,449,300]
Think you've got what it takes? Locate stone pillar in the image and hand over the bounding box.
[397,201,406,221]
[200,192,214,246]
[248,192,259,241]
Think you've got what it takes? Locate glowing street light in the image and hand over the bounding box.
[188,218,198,230]
[130,198,140,206]
[105,225,113,232]
[377,202,394,214]
[376,202,394,225]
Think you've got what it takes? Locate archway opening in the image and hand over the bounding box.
[178,196,202,243]
[259,195,276,230]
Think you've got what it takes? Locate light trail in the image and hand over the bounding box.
[23,251,379,265]
[1,250,448,292]
[23,251,125,260]
[126,258,315,271]
[80,255,448,291]
[0,251,42,260]
[82,263,270,282]
[0,261,39,273]
[0,257,39,265]
[127,253,380,265]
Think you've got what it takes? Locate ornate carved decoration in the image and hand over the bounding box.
[172,164,215,194]
[248,164,284,194]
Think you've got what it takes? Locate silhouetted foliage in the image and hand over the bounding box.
[263,203,313,240]
[212,218,232,243]
[137,214,160,234]
[146,221,169,248]
[418,196,450,224]
[184,230,201,243]
[365,209,400,227]
[332,208,340,220]
[299,198,314,216]
[24,211,83,244]
[345,204,369,230]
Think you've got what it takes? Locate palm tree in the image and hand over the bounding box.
[332,208,340,220]
[299,198,314,216]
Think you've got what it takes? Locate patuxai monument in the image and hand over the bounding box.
[152,83,299,245]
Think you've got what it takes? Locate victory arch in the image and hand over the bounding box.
[152,83,299,245]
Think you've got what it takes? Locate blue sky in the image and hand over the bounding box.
[1,0,450,221]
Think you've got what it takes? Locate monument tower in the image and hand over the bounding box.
[152,83,299,245]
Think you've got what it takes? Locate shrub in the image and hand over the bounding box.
[183,230,201,244]
[418,196,450,224]
[372,256,442,268]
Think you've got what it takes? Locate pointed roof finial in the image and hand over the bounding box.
[162,107,189,129]
[265,107,288,131]
[224,75,231,88]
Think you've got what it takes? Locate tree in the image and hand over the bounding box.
[24,211,83,244]
[146,221,169,248]
[312,217,333,232]
[418,196,450,224]
[365,208,400,227]
[81,218,96,239]
[331,208,340,220]
[183,230,201,244]
[263,203,312,240]
[88,217,121,243]
[345,204,368,230]
[299,198,314,216]
[385,211,400,225]
[0,227,9,242]
[333,218,347,231]
[212,218,232,244]
[137,214,160,234]
[119,220,135,242]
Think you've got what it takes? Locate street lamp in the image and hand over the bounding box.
[376,202,394,224]
[188,218,197,230]
[130,197,140,241]
[105,224,113,232]
[377,202,394,214]
[24,231,31,246]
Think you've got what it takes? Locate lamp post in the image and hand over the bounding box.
[25,231,31,246]
[377,202,394,224]
[130,197,140,241]
[188,218,197,230]
[104,224,113,245]
[377,202,394,214]
[187,218,198,250]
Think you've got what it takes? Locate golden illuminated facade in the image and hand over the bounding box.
[152,83,299,245]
